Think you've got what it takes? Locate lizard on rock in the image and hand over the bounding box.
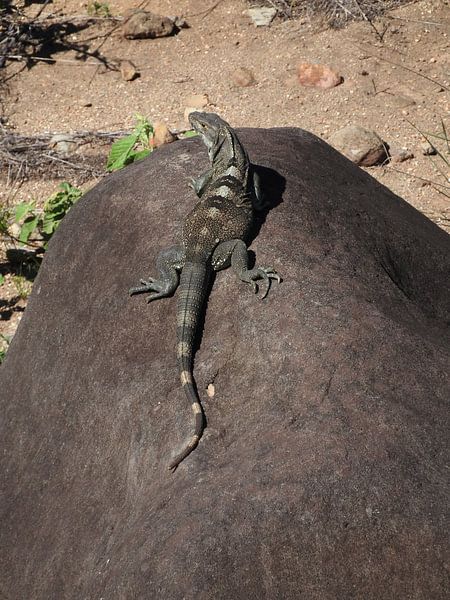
[130,112,280,471]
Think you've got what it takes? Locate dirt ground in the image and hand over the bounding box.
[0,0,449,347]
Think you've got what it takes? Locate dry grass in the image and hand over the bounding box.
[252,0,416,26]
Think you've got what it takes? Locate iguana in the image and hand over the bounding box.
[130,112,280,471]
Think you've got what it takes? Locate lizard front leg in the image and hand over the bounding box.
[189,169,213,198]
[212,239,280,299]
[129,245,185,302]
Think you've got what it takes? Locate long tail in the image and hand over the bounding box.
[168,261,209,472]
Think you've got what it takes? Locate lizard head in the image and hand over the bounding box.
[188,111,229,156]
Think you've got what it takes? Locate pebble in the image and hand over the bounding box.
[245,7,277,27]
[230,67,256,87]
[297,63,343,89]
[420,141,437,156]
[121,10,175,39]
[389,146,414,164]
[120,60,139,81]
[151,122,176,148]
[328,125,386,166]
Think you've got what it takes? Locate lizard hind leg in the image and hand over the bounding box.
[129,245,185,302]
[213,239,281,298]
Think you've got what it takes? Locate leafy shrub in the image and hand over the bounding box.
[13,182,83,248]
[106,115,154,172]
[87,1,111,17]
[0,334,10,365]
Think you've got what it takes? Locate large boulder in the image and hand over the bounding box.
[1,128,448,599]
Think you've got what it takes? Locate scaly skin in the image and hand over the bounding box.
[130,112,280,471]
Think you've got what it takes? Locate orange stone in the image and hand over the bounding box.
[297,63,343,89]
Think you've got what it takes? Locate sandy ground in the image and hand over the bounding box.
[0,0,449,347]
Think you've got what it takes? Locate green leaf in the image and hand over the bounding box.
[19,215,40,244]
[14,202,35,222]
[106,133,138,171]
[134,114,154,145]
[181,130,198,138]
[130,148,151,162]
[41,213,58,235]
[0,274,5,285]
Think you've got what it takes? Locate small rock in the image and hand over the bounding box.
[246,7,277,27]
[49,134,77,155]
[120,60,139,81]
[151,122,176,148]
[328,125,386,166]
[185,94,209,109]
[206,383,215,398]
[122,10,175,39]
[169,16,189,29]
[389,146,414,164]
[230,67,256,87]
[420,141,437,156]
[297,63,343,89]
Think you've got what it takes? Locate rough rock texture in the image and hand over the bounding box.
[329,124,386,166]
[122,10,175,39]
[1,128,449,599]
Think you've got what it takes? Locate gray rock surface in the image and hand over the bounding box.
[1,128,449,599]
[329,124,386,166]
[246,7,277,27]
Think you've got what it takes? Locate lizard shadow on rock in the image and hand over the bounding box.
[249,164,286,239]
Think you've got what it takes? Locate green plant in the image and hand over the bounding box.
[106,115,154,172]
[13,182,83,248]
[0,334,10,364]
[0,205,11,237]
[181,130,198,139]
[12,274,32,299]
[87,1,111,17]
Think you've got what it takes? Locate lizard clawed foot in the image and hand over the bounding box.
[188,177,203,197]
[241,267,281,299]
[129,278,172,302]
